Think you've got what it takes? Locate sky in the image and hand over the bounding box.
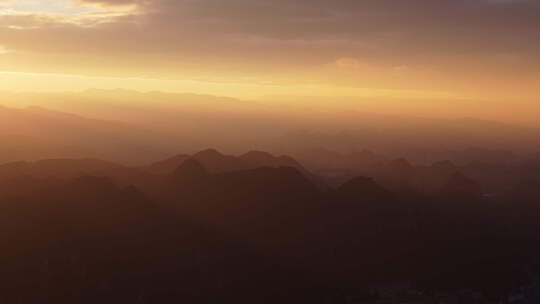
[0,0,539,123]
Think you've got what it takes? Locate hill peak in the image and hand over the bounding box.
[240,150,275,162]
[193,149,225,159]
[172,158,208,182]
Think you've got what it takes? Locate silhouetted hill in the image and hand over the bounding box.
[0,105,181,164]
[432,160,458,172]
[239,151,305,170]
[191,149,247,173]
[171,158,208,183]
[440,172,483,198]
[388,158,414,173]
[239,150,276,164]
[146,149,241,174]
[509,179,540,206]
[1,148,540,302]
[144,154,191,174]
[167,165,318,215]
[210,166,317,196]
[337,177,394,201]
[146,149,311,176]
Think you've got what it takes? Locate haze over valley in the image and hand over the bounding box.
[1,0,539,302]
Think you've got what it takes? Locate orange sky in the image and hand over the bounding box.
[0,0,539,124]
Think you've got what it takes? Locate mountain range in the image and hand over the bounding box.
[2,90,539,165]
[1,146,539,302]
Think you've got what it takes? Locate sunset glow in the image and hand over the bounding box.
[0,0,538,119]
[2,2,540,301]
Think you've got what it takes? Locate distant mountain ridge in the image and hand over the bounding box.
[145,149,310,175]
[0,105,185,165]
[3,90,540,163]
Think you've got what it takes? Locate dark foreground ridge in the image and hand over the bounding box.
[1,149,540,303]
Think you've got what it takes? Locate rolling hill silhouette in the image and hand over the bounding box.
[0,147,539,302]
[146,149,310,175]
[0,105,188,164]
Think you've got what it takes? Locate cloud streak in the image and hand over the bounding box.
[0,0,538,101]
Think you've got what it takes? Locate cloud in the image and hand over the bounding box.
[79,0,137,5]
[0,0,538,98]
[3,0,540,57]
[129,0,540,64]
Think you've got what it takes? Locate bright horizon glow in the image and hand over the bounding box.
[2,70,540,128]
[0,0,538,126]
[0,71,458,100]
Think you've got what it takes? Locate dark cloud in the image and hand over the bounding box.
[130,0,540,68]
[4,0,540,60]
